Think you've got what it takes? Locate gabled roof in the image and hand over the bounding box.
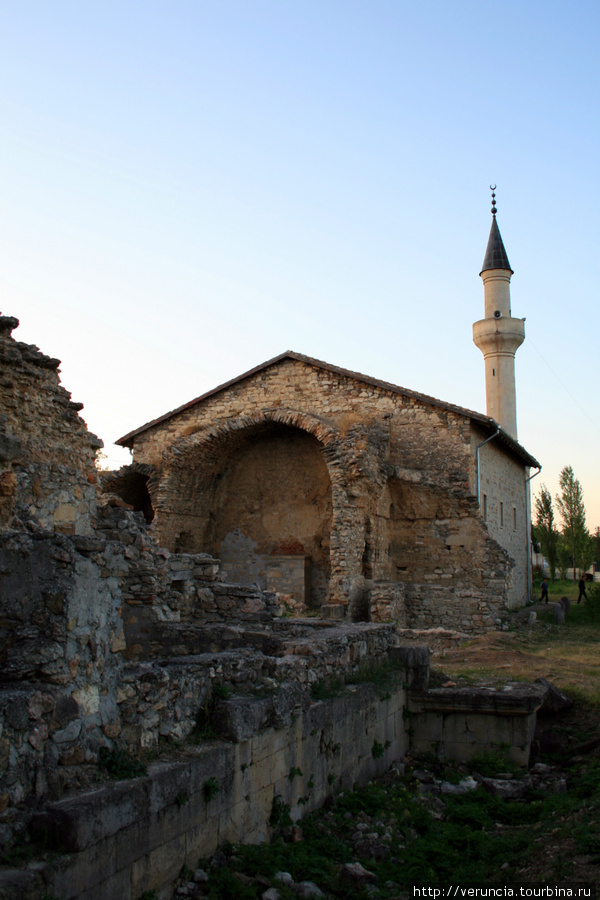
[116,350,539,467]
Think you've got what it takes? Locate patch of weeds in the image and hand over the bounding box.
[579,584,600,624]
[175,791,189,808]
[347,657,404,698]
[429,668,453,687]
[179,864,194,880]
[140,892,158,900]
[327,773,337,785]
[205,868,258,899]
[204,776,220,802]
[372,740,385,759]
[212,682,232,701]
[1,838,37,868]
[191,683,233,742]
[289,766,303,780]
[307,775,315,790]
[190,757,600,897]
[98,746,147,779]
[310,676,345,701]
[468,746,519,777]
[269,795,292,827]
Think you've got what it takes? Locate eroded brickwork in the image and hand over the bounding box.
[121,354,533,625]
[0,505,402,847]
[0,315,102,535]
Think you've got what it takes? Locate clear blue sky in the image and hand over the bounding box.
[1,1,598,529]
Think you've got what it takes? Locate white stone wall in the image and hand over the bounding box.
[473,426,530,607]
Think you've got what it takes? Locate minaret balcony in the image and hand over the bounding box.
[472,317,525,357]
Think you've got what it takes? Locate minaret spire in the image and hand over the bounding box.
[472,188,525,439]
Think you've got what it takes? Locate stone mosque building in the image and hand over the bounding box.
[115,196,540,630]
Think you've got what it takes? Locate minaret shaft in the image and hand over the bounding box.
[473,194,524,440]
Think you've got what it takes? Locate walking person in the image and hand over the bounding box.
[539,578,549,603]
[577,576,588,604]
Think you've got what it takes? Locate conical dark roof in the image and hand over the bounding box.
[480,216,513,274]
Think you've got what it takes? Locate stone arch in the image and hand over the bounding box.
[153,409,347,608]
[100,463,156,523]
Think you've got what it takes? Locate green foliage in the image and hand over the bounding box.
[468,745,519,777]
[534,484,560,580]
[310,676,345,700]
[175,791,189,808]
[204,868,258,899]
[346,657,404,699]
[371,740,385,759]
[212,682,232,701]
[310,658,405,703]
[189,752,600,898]
[288,766,303,780]
[556,465,590,578]
[98,746,147,779]
[139,893,158,900]
[579,583,600,624]
[204,776,220,802]
[269,795,292,827]
[192,683,233,741]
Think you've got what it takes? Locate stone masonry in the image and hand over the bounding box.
[118,352,539,625]
[0,315,102,536]
[0,315,549,900]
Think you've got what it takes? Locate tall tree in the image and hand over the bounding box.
[534,484,559,580]
[555,466,589,580]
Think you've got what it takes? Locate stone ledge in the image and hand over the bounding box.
[411,683,547,716]
[30,744,230,853]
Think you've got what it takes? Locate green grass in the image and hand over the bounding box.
[98,746,147,779]
[191,752,600,898]
[310,675,345,701]
[197,769,562,897]
[311,656,405,703]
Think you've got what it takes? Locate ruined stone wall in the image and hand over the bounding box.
[0,315,102,535]
[207,424,331,606]
[0,527,127,834]
[0,506,402,850]
[30,684,408,900]
[473,425,530,606]
[125,358,520,629]
[376,480,511,631]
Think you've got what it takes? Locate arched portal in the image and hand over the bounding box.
[157,419,333,608]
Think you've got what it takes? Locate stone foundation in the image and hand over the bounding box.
[27,684,406,900]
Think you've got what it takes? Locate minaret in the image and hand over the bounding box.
[472,188,525,440]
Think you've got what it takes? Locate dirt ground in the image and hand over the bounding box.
[424,602,600,697]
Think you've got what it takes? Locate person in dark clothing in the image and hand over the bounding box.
[577,577,588,604]
[539,579,549,603]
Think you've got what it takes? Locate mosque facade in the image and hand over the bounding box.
[117,200,538,631]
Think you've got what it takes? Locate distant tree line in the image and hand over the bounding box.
[533,465,598,581]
